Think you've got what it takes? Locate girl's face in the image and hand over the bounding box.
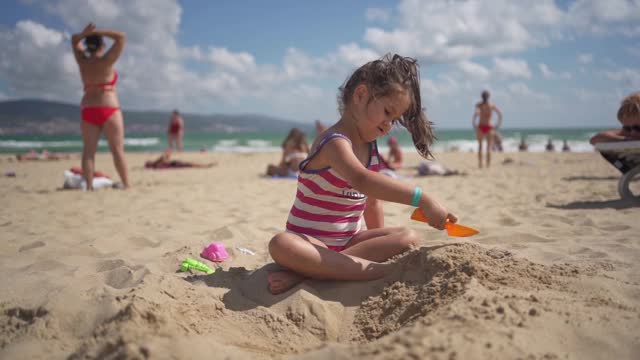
[354,86,411,142]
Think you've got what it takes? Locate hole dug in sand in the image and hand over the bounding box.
[64,243,583,359]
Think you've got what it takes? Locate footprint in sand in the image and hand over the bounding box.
[498,215,520,227]
[598,224,631,232]
[574,247,609,260]
[24,259,75,274]
[129,236,161,249]
[103,265,149,289]
[209,226,234,242]
[18,241,45,252]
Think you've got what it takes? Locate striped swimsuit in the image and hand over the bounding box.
[285,133,381,250]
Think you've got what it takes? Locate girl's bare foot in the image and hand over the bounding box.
[267,270,305,294]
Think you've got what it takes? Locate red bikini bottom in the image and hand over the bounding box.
[81,107,120,126]
[478,124,493,135]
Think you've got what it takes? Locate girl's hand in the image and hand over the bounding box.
[420,198,453,230]
[82,23,96,35]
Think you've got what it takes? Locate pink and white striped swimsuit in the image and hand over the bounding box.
[286,133,381,247]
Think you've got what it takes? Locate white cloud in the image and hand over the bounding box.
[363,0,565,63]
[506,82,551,105]
[2,0,639,128]
[577,53,593,64]
[603,68,640,88]
[334,43,380,67]
[457,61,490,80]
[539,63,571,79]
[567,0,640,32]
[0,20,79,100]
[365,8,391,22]
[493,58,532,79]
[207,48,256,73]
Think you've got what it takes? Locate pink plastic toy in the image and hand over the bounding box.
[201,242,229,262]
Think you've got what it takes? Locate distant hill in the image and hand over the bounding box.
[0,99,310,135]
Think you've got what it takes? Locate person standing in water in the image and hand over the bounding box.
[72,23,129,189]
[472,90,503,168]
[167,110,184,152]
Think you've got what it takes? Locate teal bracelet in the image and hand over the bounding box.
[411,186,422,207]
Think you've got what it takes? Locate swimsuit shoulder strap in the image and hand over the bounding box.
[299,133,351,170]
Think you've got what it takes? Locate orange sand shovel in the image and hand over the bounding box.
[411,208,479,237]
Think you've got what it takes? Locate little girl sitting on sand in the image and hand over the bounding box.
[267,54,457,294]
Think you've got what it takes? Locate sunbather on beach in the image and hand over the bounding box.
[16,149,67,161]
[266,128,310,177]
[145,150,217,169]
[590,92,640,145]
[381,135,403,170]
[472,90,503,168]
[72,22,130,190]
[267,54,456,295]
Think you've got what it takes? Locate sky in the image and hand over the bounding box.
[0,0,639,129]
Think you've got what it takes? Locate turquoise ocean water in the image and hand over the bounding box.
[0,128,602,154]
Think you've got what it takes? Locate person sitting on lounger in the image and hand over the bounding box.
[145,150,217,169]
[590,92,640,145]
[590,92,640,178]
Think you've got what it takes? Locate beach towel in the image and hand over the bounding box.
[63,169,114,190]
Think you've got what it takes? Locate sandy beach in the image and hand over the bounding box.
[0,150,638,359]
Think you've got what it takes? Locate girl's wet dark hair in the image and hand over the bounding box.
[84,35,103,54]
[338,53,435,158]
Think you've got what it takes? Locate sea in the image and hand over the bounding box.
[0,128,602,155]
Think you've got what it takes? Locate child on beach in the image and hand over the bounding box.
[267,54,456,294]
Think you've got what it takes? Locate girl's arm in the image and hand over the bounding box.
[493,105,503,128]
[71,23,95,63]
[93,29,126,65]
[363,197,384,229]
[326,138,455,230]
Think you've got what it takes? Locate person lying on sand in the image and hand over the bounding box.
[144,150,217,169]
[416,161,465,176]
[267,54,456,295]
[16,149,68,161]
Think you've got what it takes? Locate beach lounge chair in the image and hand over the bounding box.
[594,140,640,202]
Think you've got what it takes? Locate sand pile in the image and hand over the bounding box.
[4,242,634,359]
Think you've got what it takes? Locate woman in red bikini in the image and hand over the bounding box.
[72,23,129,189]
[167,110,184,152]
[472,90,502,168]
